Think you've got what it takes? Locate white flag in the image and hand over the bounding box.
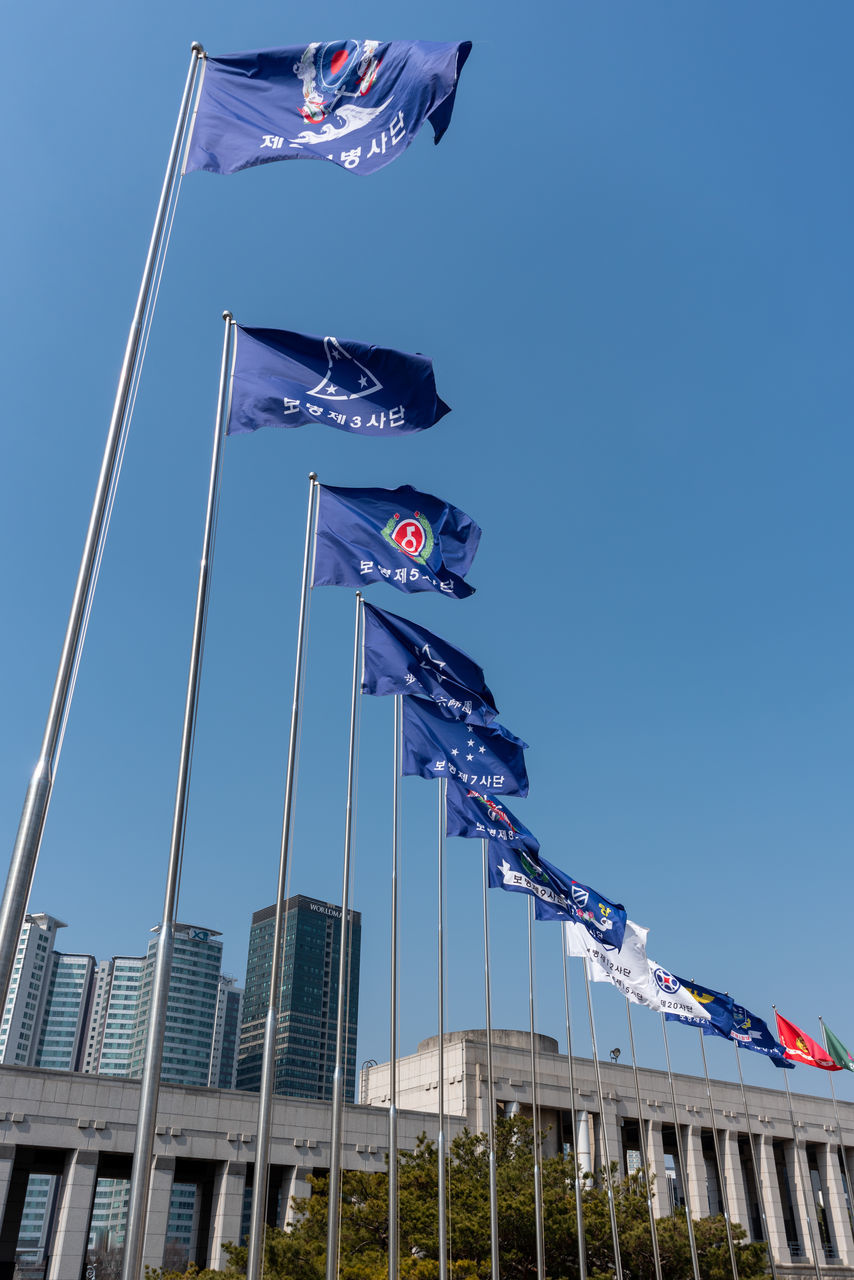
[564,919,710,1021]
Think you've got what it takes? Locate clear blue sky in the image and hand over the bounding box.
[1,1,851,1100]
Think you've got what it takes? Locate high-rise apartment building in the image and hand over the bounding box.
[209,975,244,1089]
[236,895,361,1101]
[0,913,94,1070]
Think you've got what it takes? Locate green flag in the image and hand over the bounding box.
[824,1022,854,1072]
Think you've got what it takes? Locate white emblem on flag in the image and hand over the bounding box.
[308,337,383,401]
[571,885,589,908]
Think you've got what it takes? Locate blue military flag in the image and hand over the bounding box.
[313,484,480,600]
[665,978,735,1038]
[711,1002,794,1068]
[401,697,528,796]
[228,327,450,437]
[445,784,539,857]
[531,857,627,948]
[362,604,497,724]
[488,844,571,915]
[185,40,471,177]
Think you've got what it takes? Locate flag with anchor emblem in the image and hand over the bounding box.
[362,603,497,724]
[227,327,450,436]
[185,40,471,178]
[401,696,528,796]
[313,484,481,600]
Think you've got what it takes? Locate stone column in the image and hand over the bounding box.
[682,1124,709,1220]
[283,1165,312,1228]
[0,1146,16,1236]
[820,1141,853,1265]
[756,1133,790,1266]
[141,1154,176,1274]
[47,1149,98,1280]
[207,1160,246,1269]
[646,1120,670,1218]
[787,1137,820,1266]
[723,1129,751,1238]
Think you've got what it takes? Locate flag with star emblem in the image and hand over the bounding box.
[564,919,712,1020]
[716,1003,792,1068]
[185,40,471,178]
[313,484,481,600]
[401,696,528,796]
[362,603,497,724]
[775,1012,841,1071]
[488,843,570,913]
[227,326,450,437]
[823,1023,854,1072]
[445,785,539,857]
[665,978,735,1038]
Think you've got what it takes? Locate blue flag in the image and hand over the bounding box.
[228,327,450,438]
[709,1002,794,1068]
[313,484,480,600]
[531,857,628,948]
[665,978,735,1037]
[445,784,539,857]
[402,697,528,796]
[362,604,497,725]
[185,40,471,178]
[488,843,572,914]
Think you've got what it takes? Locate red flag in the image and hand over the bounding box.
[775,1011,841,1070]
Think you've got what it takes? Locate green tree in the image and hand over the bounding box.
[146,1116,769,1280]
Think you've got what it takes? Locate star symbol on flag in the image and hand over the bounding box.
[328,384,337,395]
[478,746,486,754]
[498,858,512,878]
[332,348,342,360]
[451,748,459,757]
[466,754,474,762]
[359,374,369,388]
[467,739,475,747]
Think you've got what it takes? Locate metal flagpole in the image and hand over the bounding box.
[245,472,319,1280]
[527,899,546,1280]
[0,42,205,1014]
[388,696,402,1280]
[775,1009,822,1280]
[732,1042,779,1280]
[660,1014,701,1280]
[561,938,587,1280]
[121,309,233,1280]
[581,961,623,1280]
[437,778,449,1280]
[481,840,500,1280]
[819,1016,854,1241]
[696,1029,739,1279]
[625,999,663,1280]
[325,593,364,1280]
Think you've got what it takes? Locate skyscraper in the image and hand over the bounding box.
[209,975,244,1089]
[0,913,94,1070]
[236,895,361,1101]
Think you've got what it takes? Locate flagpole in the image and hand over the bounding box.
[481,840,500,1280]
[527,899,545,1280]
[625,999,662,1280]
[696,1029,739,1280]
[774,1018,822,1280]
[325,592,364,1280]
[245,472,319,1280]
[0,42,205,1014]
[561,938,587,1280]
[732,1043,779,1280]
[121,308,233,1280]
[819,1016,854,1241]
[437,777,448,1280]
[660,1014,701,1280]
[582,961,623,1280]
[388,696,401,1280]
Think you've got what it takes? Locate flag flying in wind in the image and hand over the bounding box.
[564,920,712,1021]
[185,40,472,177]
[227,327,450,437]
[823,1023,854,1072]
[530,856,627,948]
[488,843,571,914]
[775,1012,841,1071]
[445,785,539,858]
[401,697,528,796]
[665,979,735,1038]
[362,604,497,725]
[720,1004,793,1068]
[313,484,481,600]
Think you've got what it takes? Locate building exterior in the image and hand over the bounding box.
[0,914,94,1071]
[237,895,361,1102]
[209,976,244,1090]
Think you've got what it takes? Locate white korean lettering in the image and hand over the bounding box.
[360,561,374,575]
[283,397,300,415]
[389,111,406,145]
[340,146,362,169]
[261,135,284,150]
[389,405,406,430]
